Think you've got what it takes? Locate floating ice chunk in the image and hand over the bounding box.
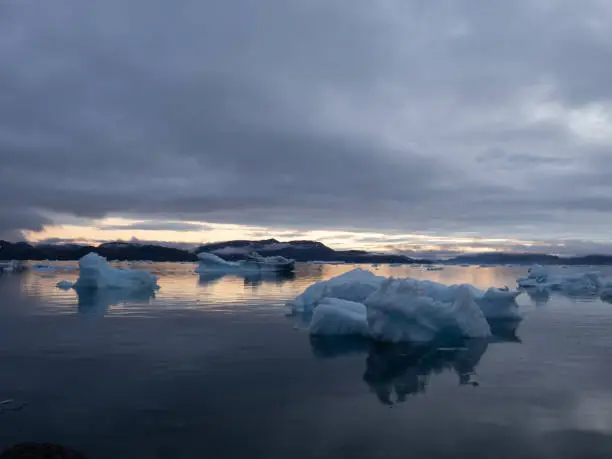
[32,263,77,272]
[287,268,385,312]
[517,265,549,287]
[196,251,295,273]
[195,252,240,271]
[56,280,74,290]
[557,272,603,295]
[517,265,605,295]
[72,253,159,290]
[528,264,548,278]
[475,288,521,319]
[309,298,369,337]
[364,279,491,343]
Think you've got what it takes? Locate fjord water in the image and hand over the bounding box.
[2,264,612,459]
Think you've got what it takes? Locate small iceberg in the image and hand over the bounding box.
[195,251,295,274]
[287,268,521,343]
[58,252,159,290]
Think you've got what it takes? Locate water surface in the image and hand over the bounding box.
[1,263,612,458]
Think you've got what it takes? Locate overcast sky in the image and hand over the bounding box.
[2,0,612,254]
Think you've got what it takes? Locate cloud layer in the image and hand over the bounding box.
[2,0,612,247]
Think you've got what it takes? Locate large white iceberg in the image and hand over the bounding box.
[517,265,604,295]
[195,251,295,274]
[288,268,521,343]
[71,253,159,290]
[364,279,491,342]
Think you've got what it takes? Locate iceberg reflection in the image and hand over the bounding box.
[197,271,295,287]
[76,287,156,316]
[310,319,521,405]
[525,288,550,306]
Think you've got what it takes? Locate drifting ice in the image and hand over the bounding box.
[68,253,159,290]
[288,268,521,343]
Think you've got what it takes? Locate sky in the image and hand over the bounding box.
[2,0,612,256]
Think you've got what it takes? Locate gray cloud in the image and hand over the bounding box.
[98,221,213,232]
[392,238,612,259]
[2,0,612,244]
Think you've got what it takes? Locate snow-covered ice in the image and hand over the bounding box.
[287,268,521,343]
[71,253,159,290]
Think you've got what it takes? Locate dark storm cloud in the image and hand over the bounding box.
[2,0,612,241]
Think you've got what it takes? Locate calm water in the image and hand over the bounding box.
[2,263,612,458]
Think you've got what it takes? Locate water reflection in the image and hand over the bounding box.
[197,271,296,287]
[310,320,522,405]
[521,285,605,305]
[76,288,156,316]
[243,271,296,287]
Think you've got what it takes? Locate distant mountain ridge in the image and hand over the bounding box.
[2,239,612,265]
[0,239,423,264]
